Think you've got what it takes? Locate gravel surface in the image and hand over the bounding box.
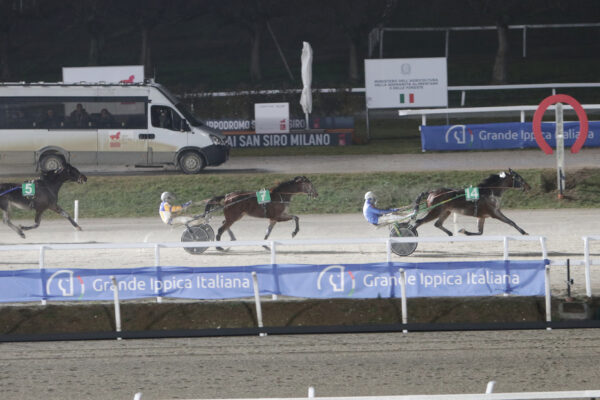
[2,330,600,400]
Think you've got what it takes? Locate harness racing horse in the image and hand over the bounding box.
[0,163,87,238]
[411,168,530,236]
[204,176,318,249]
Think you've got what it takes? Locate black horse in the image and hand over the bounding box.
[0,163,87,238]
[412,168,530,236]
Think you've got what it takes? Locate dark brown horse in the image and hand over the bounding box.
[204,176,318,248]
[0,163,87,238]
[411,168,530,236]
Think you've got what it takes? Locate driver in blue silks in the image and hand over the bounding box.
[362,191,402,226]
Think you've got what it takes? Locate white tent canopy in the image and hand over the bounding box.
[299,41,313,129]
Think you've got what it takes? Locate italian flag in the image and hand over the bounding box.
[400,93,415,104]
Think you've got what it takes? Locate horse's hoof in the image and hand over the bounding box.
[75,226,83,231]
[291,232,298,238]
[19,232,25,239]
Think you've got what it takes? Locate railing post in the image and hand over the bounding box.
[74,199,79,223]
[545,265,552,328]
[270,241,276,264]
[155,244,162,303]
[584,237,592,297]
[386,238,392,262]
[111,275,122,340]
[251,271,266,337]
[503,237,509,260]
[39,245,47,306]
[399,268,408,333]
[308,386,315,398]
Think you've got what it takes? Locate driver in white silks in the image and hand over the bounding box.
[159,192,193,225]
[362,191,403,226]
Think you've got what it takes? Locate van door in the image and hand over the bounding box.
[97,99,150,166]
[148,105,188,164]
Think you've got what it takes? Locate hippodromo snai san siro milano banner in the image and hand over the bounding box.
[421,121,600,151]
[0,260,547,303]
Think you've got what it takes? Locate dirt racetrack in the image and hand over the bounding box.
[1,209,599,297]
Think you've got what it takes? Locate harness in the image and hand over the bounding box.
[0,186,21,197]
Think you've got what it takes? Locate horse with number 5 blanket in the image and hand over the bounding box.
[0,163,87,238]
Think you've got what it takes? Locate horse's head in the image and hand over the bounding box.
[293,176,318,199]
[506,168,530,192]
[55,163,88,184]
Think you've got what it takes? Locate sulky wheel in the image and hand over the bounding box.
[181,224,215,255]
[389,222,418,256]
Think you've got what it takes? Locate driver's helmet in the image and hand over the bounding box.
[161,191,176,203]
[364,191,376,203]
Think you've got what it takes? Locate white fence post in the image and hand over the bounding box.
[399,268,408,333]
[251,271,266,337]
[583,237,592,297]
[39,245,47,306]
[545,265,552,328]
[74,200,79,223]
[111,275,122,340]
[308,386,315,398]
[154,244,162,303]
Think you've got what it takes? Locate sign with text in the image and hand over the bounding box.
[62,65,144,84]
[225,132,352,148]
[365,57,448,109]
[254,103,289,133]
[421,121,600,151]
[0,260,546,303]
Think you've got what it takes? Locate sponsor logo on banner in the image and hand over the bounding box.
[317,265,356,296]
[444,125,474,146]
[46,270,85,299]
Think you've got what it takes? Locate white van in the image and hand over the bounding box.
[0,81,229,173]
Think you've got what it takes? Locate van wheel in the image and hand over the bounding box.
[179,151,205,174]
[39,154,65,172]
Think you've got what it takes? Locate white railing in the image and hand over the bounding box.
[185,83,600,100]
[133,384,600,400]
[398,104,600,126]
[0,235,548,267]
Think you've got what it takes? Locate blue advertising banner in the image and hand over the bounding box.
[421,121,600,151]
[0,260,546,303]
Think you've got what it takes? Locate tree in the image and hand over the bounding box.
[322,0,397,82]
[0,0,40,80]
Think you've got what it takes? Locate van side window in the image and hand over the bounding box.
[151,105,183,131]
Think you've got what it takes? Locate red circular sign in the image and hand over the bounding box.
[532,94,588,154]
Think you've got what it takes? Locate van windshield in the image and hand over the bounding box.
[175,103,204,127]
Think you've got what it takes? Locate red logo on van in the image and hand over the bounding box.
[280,119,287,131]
[120,75,135,83]
[109,131,121,147]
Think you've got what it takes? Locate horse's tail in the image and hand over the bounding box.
[413,191,430,215]
[203,195,226,216]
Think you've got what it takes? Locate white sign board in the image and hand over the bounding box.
[254,103,289,134]
[62,65,144,84]
[364,57,447,109]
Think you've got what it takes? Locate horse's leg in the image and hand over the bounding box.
[50,205,82,231]
[264,220,277,240]
[433,210,454,236]
[291,215,299,237]
[19,210,44,231]
[459,217,485,236]
[413,208,442,230]
[490,210,529,235]
[2,209,26,238]
[227,229,236,241]
[215,219,236,251]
